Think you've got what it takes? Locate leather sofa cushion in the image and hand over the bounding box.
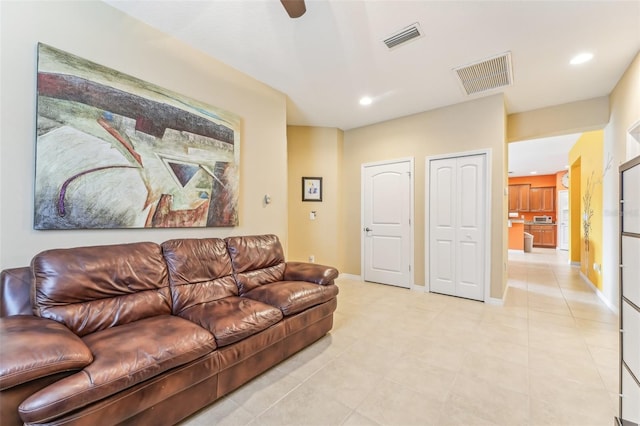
[162,238,238,315]
[0,316,93,391]
[177,296,283,347]
[233,264,286,296]
[225,235,286,294]
[243,282,339,316]
[18,315,215,424]
[31,242,171,336]
[216,322,286,371]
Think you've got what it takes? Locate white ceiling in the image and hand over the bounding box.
[508,133,580,177]
[104,0,639,173]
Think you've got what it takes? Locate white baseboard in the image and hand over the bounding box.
[488,284,509,305]
[486,297,504,306]
[412,284,427,292]
[578,271,618,314]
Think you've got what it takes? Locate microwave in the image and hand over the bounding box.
[533,215,553,224]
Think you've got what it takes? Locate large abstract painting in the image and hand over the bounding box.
[34,43,241,229]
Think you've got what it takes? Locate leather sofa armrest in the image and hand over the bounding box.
[0,316,93,391]
[283,262,339,286]
[1,267,32,317]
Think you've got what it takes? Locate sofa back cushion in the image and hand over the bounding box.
[225,234,285,295]
[161,238,238,315]
[31,242,171,337]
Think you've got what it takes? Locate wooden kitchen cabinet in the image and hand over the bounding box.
[529,187,555,212]
[508,184,530,211]
[529,224,556,248]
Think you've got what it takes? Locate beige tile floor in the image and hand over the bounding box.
[182,248,620,426]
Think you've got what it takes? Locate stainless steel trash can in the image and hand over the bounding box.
[524,232,533,253]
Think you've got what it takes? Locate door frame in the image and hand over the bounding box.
[557,189,569,251]
[360,157,415,288]
[425,149,492,302]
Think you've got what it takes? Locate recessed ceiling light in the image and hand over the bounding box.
[530,171,538,175]
[359,96,372,106]
[570,52,594,65]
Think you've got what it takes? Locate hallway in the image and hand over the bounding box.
[505,247,619,424]
[183,248,619,425]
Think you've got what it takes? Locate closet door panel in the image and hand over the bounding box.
[621,365,640,423]
[622,300,640,380]
[622,162,640,233]
[622,235,640,307]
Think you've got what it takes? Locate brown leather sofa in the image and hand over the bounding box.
[0,234,339,426]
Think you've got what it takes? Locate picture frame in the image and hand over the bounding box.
[302,177,322,202]
[34,43,241,230]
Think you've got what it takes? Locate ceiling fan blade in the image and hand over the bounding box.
[280,0,306,18]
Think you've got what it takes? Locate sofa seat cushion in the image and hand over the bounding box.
[18,315,215,424]
[243,281,339,316]
[178,296,283,347]
[0,316,93,391]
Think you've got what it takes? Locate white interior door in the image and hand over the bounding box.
[428,153,486,301]
[558,190,569,250]
[362,159,412,288]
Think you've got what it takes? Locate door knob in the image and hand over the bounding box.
[364,227,372,232]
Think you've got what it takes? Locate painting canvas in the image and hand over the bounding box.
[34,43,241,229]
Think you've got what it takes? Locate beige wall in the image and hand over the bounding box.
[507,96,610,142]
[0,1,288,269]
[287,126,344,270]
[601,52,640,309]
[342,94,508,299]
[608,52,640,165]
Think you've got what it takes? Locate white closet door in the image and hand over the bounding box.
[428,154,486,301]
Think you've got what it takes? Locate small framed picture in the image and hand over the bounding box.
[302,177,322,202]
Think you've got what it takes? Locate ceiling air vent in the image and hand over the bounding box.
[383,23,423,49]
[454,52,513,96]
